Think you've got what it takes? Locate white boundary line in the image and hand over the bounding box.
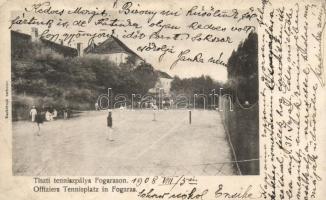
[220,107,242,175]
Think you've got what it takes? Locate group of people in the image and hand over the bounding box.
[29,105,70,136]
[30,104,115,141]
[45,109,58,121]
[30,106,58,122]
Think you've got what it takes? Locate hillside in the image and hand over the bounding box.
[11,40,158,120]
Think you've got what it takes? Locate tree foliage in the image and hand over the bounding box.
[170,75,223,108]
[12,41,158,112]
[226,31,258,105]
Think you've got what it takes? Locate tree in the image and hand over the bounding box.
[170,75,224,108]
[227,31,258,105]
[12,39,160,114]
[133,62,158,94]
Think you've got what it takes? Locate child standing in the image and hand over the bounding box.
[35,110,44,136]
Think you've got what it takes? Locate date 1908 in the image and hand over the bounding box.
[131,176,198,188]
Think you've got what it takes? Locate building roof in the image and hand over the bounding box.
[11,30,31,41]
[11,30,78,57]
[84,36,143,60]
[39,38,78,57]
[157,71,173,79]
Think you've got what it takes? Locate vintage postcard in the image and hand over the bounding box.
[0,0,325,199]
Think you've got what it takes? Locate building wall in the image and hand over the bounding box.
[135,58,143,66]
[86,53,132,65]
[106,53,129,65]
[156,78,173,94]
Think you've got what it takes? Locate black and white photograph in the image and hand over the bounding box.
[1,0,326,199]
[10,2,259,176]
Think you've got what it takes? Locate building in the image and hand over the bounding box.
[148,71,173,95]
[11,27,144,67]
[83,36,143,66]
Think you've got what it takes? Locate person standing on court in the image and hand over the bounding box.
[107,110,113,141]
[52,109,58,119]
[29,106,37,122]
[35,109,44,136]
[63,106,68,119]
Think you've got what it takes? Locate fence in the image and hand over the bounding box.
[220,98,259,175]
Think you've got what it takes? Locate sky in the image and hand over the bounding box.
[10,1,257,82]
